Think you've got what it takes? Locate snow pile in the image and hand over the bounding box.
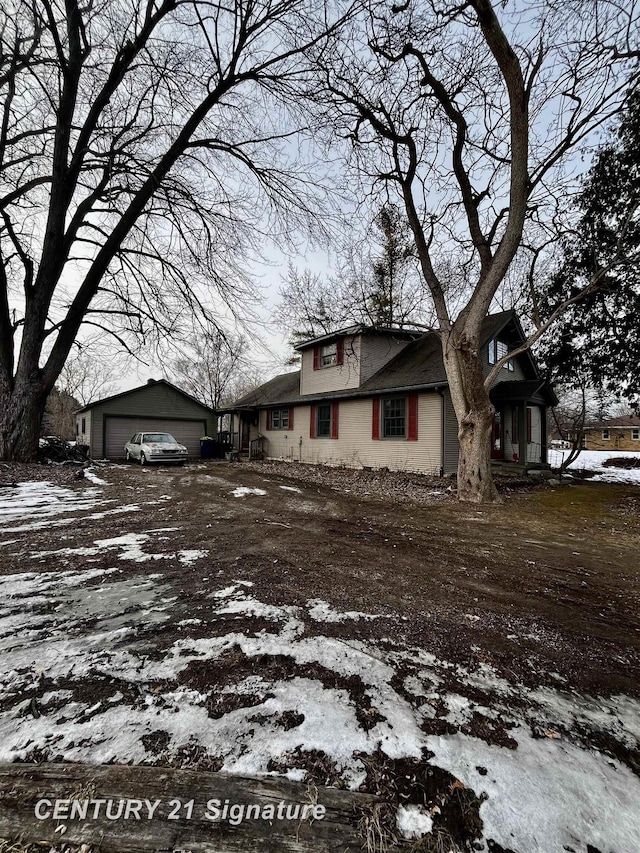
[549,449,640,484]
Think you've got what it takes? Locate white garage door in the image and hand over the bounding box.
[105,417,206,459]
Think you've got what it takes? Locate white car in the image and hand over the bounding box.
[124,432,188,465]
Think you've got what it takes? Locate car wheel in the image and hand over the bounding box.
[140,452,146,466]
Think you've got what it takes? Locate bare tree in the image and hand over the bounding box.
[274,203,431,354]
[311,0,638,501]
[169,326,256,411]
[57,349,120,408]
[0,0,352,461]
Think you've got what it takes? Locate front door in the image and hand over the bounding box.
[240,418,250,451]
[491,410,503,459]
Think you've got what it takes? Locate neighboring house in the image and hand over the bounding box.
[75,379,216,459]
[580,415,640,451]
[225,311,557,476]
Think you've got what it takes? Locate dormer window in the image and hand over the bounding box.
[488,339,514,371]
[320,342,337,367]
[312,339,344,370]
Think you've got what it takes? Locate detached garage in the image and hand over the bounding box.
[75,379,216,460]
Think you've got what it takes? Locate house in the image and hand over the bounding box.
[581,415,640,451]
[226,311,557,475]
[75,379,216,460]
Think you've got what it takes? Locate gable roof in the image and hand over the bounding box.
[75,378,215,414]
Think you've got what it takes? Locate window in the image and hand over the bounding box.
[602,429,610,440]
[511,408,519,444]
[81,417,86,433]
[269,408,290,430]
[488,339,514,371]
[316,403,332,437]
[632,428,639,441]
[320,343,337,367]
[383,397,406,438]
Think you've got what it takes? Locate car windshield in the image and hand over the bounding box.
[142,433,175,443]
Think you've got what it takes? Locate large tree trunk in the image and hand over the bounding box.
[0,373,49,462]
[442,331,500,504]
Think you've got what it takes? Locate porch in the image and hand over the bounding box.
[489,380,557,470]
[217,406,264,460]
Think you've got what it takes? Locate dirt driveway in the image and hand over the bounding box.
[1,460,639,852]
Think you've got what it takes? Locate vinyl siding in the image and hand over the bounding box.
[261,393,442,475]
[85,383,215,458]
[359,335,413,383]
[299,336,361,395]
[526,405,543,463]
[482,342,526,383]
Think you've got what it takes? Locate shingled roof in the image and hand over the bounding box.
[231,310,536,408]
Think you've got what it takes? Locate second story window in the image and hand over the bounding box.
[320,343,337,367]
[488,339,514,371]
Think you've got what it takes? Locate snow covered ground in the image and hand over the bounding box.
[548,449,640,484]
[1,472,639,852]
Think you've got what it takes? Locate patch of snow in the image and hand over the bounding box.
[396,805,433,840]
[307,599,381,623]
[178,549,208,565]
[428,729,640,853]
[231,487,267,497]
[83,469,108,486]
[279,485,303,493]
[0,481,104,526]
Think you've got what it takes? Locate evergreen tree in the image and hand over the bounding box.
[544,86,640,407]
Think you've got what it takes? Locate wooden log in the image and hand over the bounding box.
[0,763,398,852]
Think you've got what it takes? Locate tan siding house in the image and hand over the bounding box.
[228,312,557,476]
[582,416,640,451]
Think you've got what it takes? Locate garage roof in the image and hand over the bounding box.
[75,379,215,414]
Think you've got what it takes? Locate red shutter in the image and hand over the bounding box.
[336,338,344,366]
[372,398,380,440]
[331,402,339,439]
[288,408,294,430]
[310,404,316,439]
[313,347,319,370]
[527,407,532,443]
[407,394,418,441]
[266,410,271,430]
